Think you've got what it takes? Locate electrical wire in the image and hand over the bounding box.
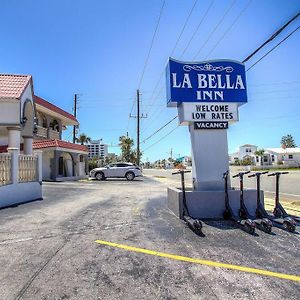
[144,0,199,113]
[192,0,237,60]
[143,125,180,152]
[179,0,215,59]
[142,115,178,143]
[138,0,166,89]
[243,12,300,63]
[142,9,300,152]
[204,0,252,59]
[246,25,300,71]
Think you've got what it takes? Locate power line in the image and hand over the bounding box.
[192,0,237,60]
[170,0,199,56]
[138,0,166,89]
[246,25,300,71]
[144,0,199,112]
[204,0,252,59]
[243,12,300,63]
[179,0,215,59]
[142,115,178,143]
[143,125,179,152]
[142,11,300,152]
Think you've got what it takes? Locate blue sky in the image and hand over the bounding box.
[1,0,299,161]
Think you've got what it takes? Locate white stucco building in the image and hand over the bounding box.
[0,74,42,208]
[0,73,89,192]
[229,144,300,167]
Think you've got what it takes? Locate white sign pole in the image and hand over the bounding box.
[188,123,230,191]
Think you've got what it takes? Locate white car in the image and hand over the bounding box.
[90,162,142,181]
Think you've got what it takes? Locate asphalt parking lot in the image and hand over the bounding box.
[0,175,299,300]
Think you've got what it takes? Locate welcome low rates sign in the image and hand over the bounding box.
[178,102,239,125]
[166,58,247,107]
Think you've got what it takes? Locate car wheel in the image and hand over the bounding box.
[125,171,135,181]
[95,172,105,181]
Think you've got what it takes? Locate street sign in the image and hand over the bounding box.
[178,102,238,125]
[166,58,247,107]
[194,121,229,130]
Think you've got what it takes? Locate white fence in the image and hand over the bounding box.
[0,153,12,186]
[19,155,38,183]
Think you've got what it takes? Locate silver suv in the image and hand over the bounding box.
[90,162,142,181]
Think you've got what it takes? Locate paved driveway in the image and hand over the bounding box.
[0,177,299,299]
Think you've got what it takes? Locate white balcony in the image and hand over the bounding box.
[36,125,48,139]
[49,129,60,140]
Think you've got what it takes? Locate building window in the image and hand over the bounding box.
[256,156,259,163]
[271,155,275,162]
[288,154,293,159]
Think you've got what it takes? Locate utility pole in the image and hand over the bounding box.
[137,89,140,166]
[130,89,147,165]
[73,94,78,143]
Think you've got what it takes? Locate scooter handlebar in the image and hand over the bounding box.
[248,174,255,178]
[261,171,269,175]
[172,170,191,175]
[233,171,251,178]
[282,171,289,175]
[268,173,276,176]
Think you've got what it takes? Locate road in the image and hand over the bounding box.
[144,168,300,203]
[0,177,299,300]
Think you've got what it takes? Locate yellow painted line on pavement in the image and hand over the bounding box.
[95,240,300,282]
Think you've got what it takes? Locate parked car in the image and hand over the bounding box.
[90,162,142,181]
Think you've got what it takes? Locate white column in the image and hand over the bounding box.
[7,127,21,149]
[189,124,230,191]
[7,147,19,185]
[23,137,33,155]
[34,150,43,183]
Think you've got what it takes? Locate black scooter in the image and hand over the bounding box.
[247,171,273,233]
[172,170,203,236]
[234,171,273,233]
[267,172,297,232]
[223,171,256,234]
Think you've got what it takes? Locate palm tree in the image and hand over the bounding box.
[119,135,134,162]
[255,149,265,166]
[76,133,91,145]
[281,134,296,148]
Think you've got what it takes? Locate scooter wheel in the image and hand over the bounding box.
[245,223,255,235]
[284,222,296,233]
[264,224,272,234]
[223,210,231,220]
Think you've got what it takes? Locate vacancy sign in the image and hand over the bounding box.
[178,102,239,125]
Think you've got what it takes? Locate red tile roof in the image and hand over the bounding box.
[33,139,88,152]
[34,95,78,123]
[0,74,32,100]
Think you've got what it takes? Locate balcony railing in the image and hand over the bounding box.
[19,155,38,183]
[36,125,48,139]
[35,126,60,140]
[0,153,12,186]
[49,129,60,140]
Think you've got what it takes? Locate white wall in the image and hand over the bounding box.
[0,182,42,208]
[238,145,257,160]
[41,150,54,180]
[0,100,20,125]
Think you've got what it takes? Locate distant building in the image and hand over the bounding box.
[176,156,192,167]
[229,144,258,165]
[229,144,300,167]
[87,139,108,160]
